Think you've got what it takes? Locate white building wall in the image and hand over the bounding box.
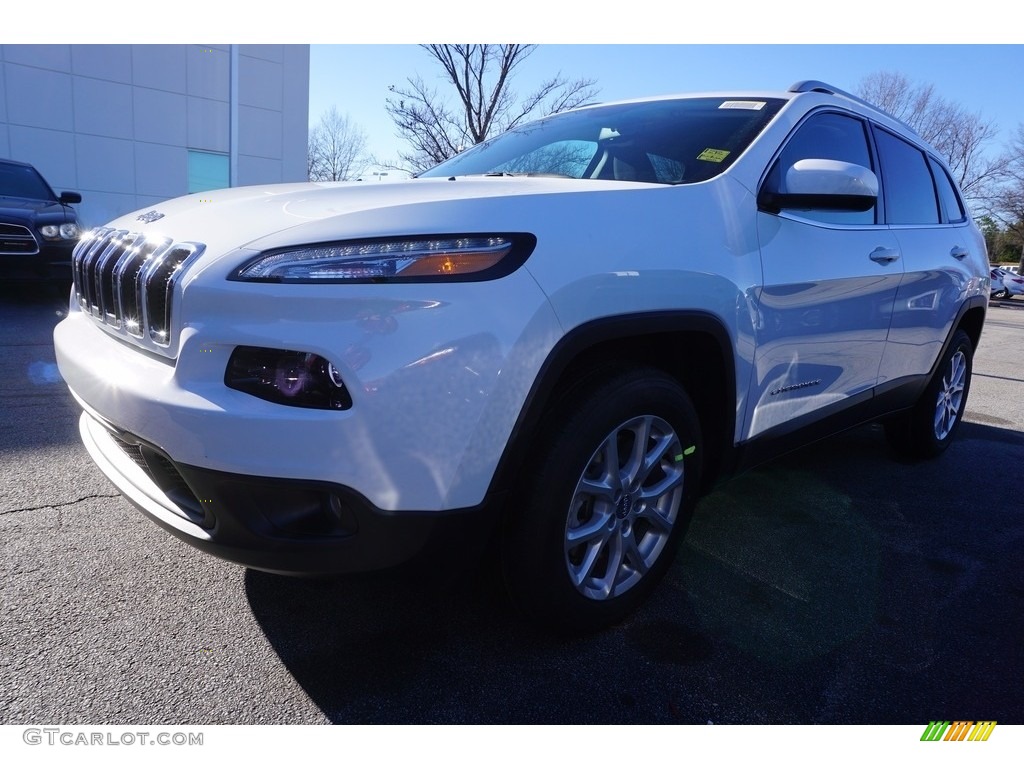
[0,44,309,229]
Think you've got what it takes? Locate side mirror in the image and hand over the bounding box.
[759,159,877,213]
[59,191,82,205]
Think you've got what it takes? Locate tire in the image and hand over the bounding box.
[885,329,973,459]
[500,367,702,633]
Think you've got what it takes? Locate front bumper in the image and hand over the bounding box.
[78,411,496,575]
[0,239,76,280]
[54,255,561,510]
[54,260,559,569]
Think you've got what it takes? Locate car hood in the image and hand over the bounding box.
[0,197,73,223]
[103,176,654,264]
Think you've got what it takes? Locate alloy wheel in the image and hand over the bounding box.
[563,415,685,601]
[934,349,967,441]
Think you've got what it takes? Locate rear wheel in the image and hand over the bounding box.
[501,368,702,633]
[885,329,973,459]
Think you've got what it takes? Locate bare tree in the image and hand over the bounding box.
[385,44,598,173]
[990,124,1024,268]
[308,107,369,182]
[856,71,1004,205]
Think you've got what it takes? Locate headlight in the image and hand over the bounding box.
[230,234,535,283]
[40,223,80,240]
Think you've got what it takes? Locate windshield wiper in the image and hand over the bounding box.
[481,172,579,179]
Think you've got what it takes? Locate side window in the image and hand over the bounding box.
[765,112,876,225]
[928,156,966,223]
[874,129,940,225]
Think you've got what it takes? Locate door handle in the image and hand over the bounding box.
[950,246,969,260]
[869,247,900,264]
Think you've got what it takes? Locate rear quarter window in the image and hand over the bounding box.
[928,156,967,223]
[874,128,940,225]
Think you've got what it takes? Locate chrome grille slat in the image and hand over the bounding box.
[86,232,126,317]
[70,227,204,354]
[75,230,112,314]
[116,238,170,339]
[74,229,113,312]
[98,232,142,327]
[71,233,92,308]
[145,244,199,345]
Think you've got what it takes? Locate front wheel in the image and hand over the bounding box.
[885,329,973,459]
[501,368,702,633]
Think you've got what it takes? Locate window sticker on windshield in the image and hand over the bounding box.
[697,148,730,163]
[718,101,767,110]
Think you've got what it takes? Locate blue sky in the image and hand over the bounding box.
[310,44,1024,174]
[16,2,1023,175]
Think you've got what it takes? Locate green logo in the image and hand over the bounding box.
[921,721,996,742]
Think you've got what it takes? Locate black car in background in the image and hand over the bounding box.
[0,158,82,282]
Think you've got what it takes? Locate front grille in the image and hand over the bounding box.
[71,228,204,348]
[0,223,39,254]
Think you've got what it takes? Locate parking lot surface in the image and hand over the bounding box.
[1,286,1022,724]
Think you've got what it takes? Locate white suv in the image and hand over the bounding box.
[54,81,988,632]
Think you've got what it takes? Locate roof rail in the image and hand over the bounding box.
[789,80,864,101]
[788,80,920,138]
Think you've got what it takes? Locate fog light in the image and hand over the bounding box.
[225,346,353,410]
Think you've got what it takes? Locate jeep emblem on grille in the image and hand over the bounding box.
[137,210,165,223]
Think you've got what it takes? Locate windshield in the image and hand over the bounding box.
[0,162,56,201]
[421,97,785,184]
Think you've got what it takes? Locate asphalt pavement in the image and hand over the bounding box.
[1,284,1022,724]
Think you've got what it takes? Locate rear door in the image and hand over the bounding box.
[873,128,983,384]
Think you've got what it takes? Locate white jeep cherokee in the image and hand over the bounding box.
[54,81,988,631]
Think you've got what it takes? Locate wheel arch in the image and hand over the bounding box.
[956,299,986,354]
[915,296,987,388]
[485,311,738,502]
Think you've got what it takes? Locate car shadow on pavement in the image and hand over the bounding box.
[245,421,1024,724]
